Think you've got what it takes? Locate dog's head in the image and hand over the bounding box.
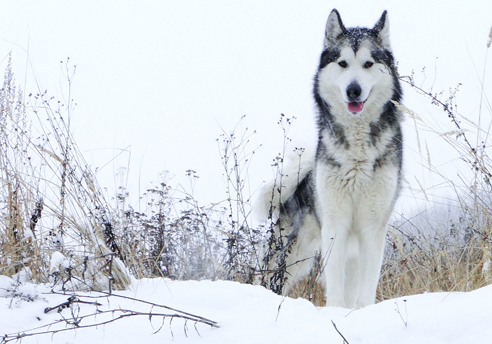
[315,9,401,118]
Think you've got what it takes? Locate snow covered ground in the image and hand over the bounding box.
[2,276,491,343]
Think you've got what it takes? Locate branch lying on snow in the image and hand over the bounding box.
[331,320,350,344]
[50,290,219,326]
[1,292,219,343]
[43,295,102,313]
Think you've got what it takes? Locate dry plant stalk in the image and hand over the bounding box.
[0,56,130,290]
[374,55,492,300]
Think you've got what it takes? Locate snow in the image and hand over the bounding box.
[49,252,70,272]
[2,277,492,343]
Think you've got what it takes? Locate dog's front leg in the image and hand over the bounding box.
[355,170,399,307]
[356,223,387,307]
[317,183,353,307]
[321,217,351,307]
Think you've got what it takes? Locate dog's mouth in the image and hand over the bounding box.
[347,102,364,113]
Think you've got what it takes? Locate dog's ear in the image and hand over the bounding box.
[373,10,391,49]
[324,9,345,47]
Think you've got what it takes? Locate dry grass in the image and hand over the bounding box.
[288,276,327,307]
[0,56,131,291]
[375,44,492,300]
[378,212,492,301]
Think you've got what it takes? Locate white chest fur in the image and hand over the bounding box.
[318,117,396,193]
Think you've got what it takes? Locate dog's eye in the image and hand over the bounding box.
[364,61,374,68]
[338,61,348,68]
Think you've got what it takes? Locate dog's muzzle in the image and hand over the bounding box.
[346,83,364,113]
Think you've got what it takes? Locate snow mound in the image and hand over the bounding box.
[1,278,492,343]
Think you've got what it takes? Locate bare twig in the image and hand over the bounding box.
[2,291,219,344]
[47,290,219,327]
[331,320,350,344]
[394,299,408,328]
[43,295,102,314]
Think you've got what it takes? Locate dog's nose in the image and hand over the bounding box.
[346,83,362,101]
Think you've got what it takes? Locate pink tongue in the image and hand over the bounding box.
[348,102,364,113]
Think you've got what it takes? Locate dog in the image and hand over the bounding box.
[256,9,403,308]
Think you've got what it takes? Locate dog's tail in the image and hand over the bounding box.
[255,149,315,222]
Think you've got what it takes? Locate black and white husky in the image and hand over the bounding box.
[257,9,403,308]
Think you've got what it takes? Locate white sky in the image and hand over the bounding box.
[1,0,491,215]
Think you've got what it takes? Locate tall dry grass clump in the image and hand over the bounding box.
[376,28,492,300]
[113,177,231,281]
[0,57,37,279]
[0,56,130,291]
[0,55,260,289]
[378,201,492,300]
[113,119,262,283]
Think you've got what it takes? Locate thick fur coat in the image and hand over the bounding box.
[257,9,403,308]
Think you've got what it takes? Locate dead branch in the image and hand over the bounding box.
[1,291,219,344]
[331,320,350,344]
